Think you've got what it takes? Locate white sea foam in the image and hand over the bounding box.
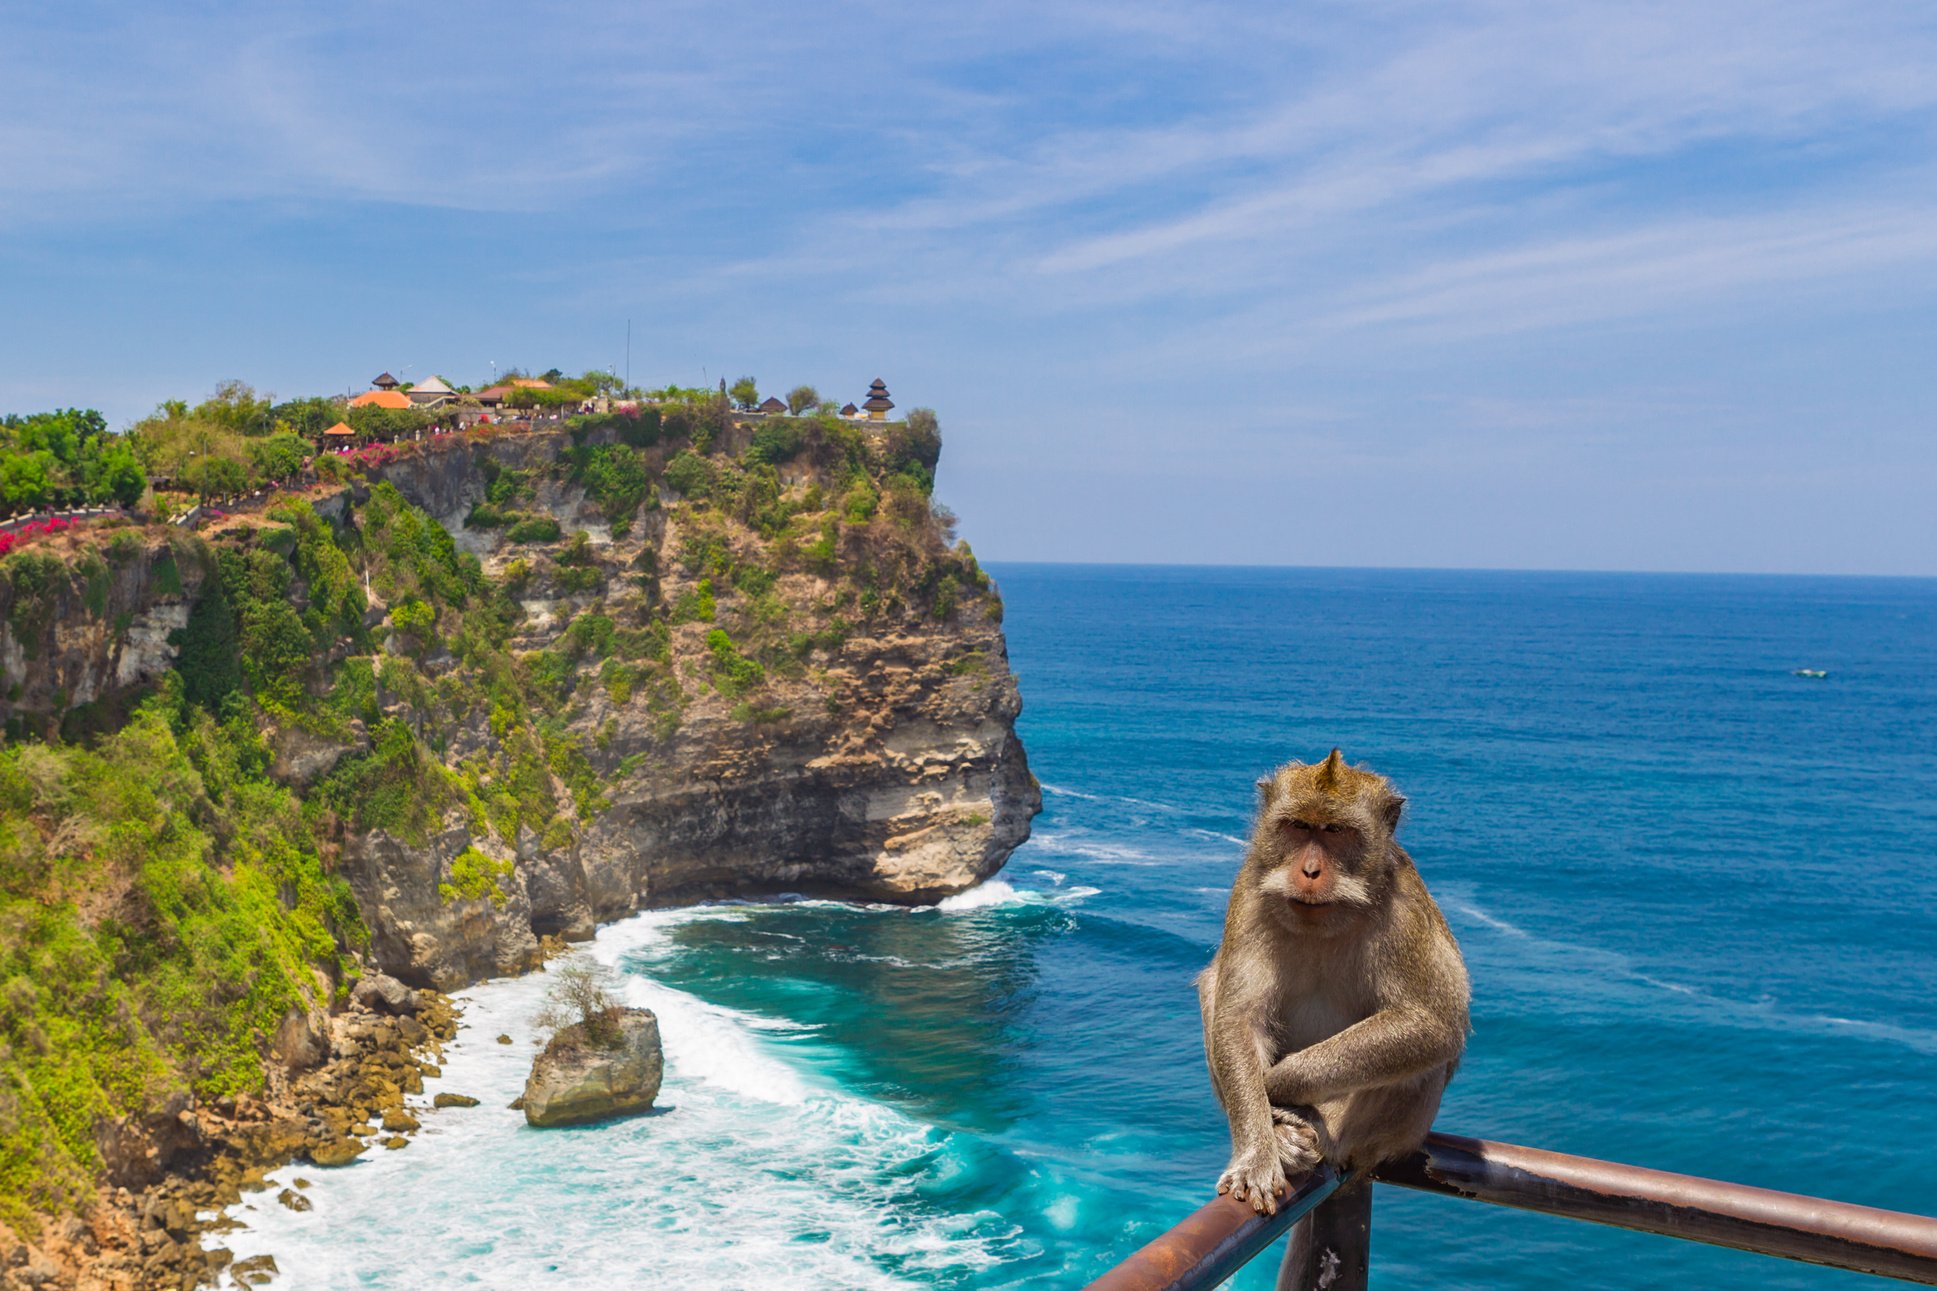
[1030,831,1162,866]
[212,909,1008,1288]
[936,879,1099,912]
[1039,783,1184,814]
[937,879,1025,911]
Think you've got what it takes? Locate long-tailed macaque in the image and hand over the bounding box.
[1198,750,1469,1213]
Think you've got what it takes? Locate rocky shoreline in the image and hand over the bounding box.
[4,977,459,1291]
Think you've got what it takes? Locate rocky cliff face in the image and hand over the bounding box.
[0,529,207,736]
[340,422,1037,987]
[0,415,1039,992]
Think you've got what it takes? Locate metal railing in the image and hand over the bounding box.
[1087,1131,1937,1290]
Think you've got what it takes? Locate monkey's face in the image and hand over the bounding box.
[1250,751,1405,933]
[1255,814,1382,930]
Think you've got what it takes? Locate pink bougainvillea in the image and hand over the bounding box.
[0,516,75,558]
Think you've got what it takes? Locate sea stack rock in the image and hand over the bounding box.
[522,1008,663,1128]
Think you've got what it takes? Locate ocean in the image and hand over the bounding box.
[218,564,1937,1288]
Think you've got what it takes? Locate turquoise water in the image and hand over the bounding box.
[223,565,1937,1288]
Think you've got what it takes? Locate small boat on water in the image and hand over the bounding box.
[1793,668,1829,679]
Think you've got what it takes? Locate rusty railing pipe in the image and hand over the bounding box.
[1089,1132,1937,1290]
[1374,1133,1937,1284]
[1085,1165,1342,1291]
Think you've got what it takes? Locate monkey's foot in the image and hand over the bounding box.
[1216,1148,1288,1215]
[1271,1107,1323,1176]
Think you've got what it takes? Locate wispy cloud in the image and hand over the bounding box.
[2,0,1934,570]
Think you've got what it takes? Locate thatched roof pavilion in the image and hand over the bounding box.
[372,372,399,390]
[862,378,895,420]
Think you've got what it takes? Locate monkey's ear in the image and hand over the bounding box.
[1255,775,1276,803]
[1381,793,1406,832]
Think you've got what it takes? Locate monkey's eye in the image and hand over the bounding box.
[1285,819,1313,832]
[1321,823,1344,834]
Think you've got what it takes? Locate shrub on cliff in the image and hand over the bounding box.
[566,407,662,449]
[533,958,622,1048]
[507,515,561,544]
[669,578,716,623]
[705,628,764,698]
[358,485,483,612]
[391,598,436,654]
[176,577,243,709]
[217,546,313,715]
[313,717,454,844]
[748,419,804,465]
[662,450,713,500]
[574,444,651,520]
[438,846,514,907]
[466,501,511,528]
[1,550,68,657]
[841,478,879,524]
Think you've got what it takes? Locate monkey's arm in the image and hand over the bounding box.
[1203,967,1291,1213]
[1263,1005,1463,1105]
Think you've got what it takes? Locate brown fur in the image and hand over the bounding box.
[1197,751,1469,1213]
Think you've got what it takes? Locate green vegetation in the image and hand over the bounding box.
[705,628,765,698]
[567,444,652,521]
[669,578,716,624]
[748,419,804,465]
[0,696,363,1227]
[2,552,69,657]
[507,515,562,544]
[662,450,713,499]
[0,409,145,511]
[439,846,515,907]
[129,383,365,503]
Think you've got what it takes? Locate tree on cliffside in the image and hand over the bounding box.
[728,376,759,410]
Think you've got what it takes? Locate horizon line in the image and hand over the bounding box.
[976,558,1937,583]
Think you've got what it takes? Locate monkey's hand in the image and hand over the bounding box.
[1216,1145,1288,1215]
[1270,1106,1323,1176]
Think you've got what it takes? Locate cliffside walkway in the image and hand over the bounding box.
[174,416,563,534]
[0,504,127,533]
[1087,1131,1937,1290]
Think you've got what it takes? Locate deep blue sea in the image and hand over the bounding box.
[221,565,1937,1288]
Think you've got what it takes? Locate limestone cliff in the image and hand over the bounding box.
[0,528,208,739]
[0,411,1039,993]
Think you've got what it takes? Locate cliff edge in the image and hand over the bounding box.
[335,415,1039,986]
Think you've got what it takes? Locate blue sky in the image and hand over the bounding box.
[2,1,1934,574]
